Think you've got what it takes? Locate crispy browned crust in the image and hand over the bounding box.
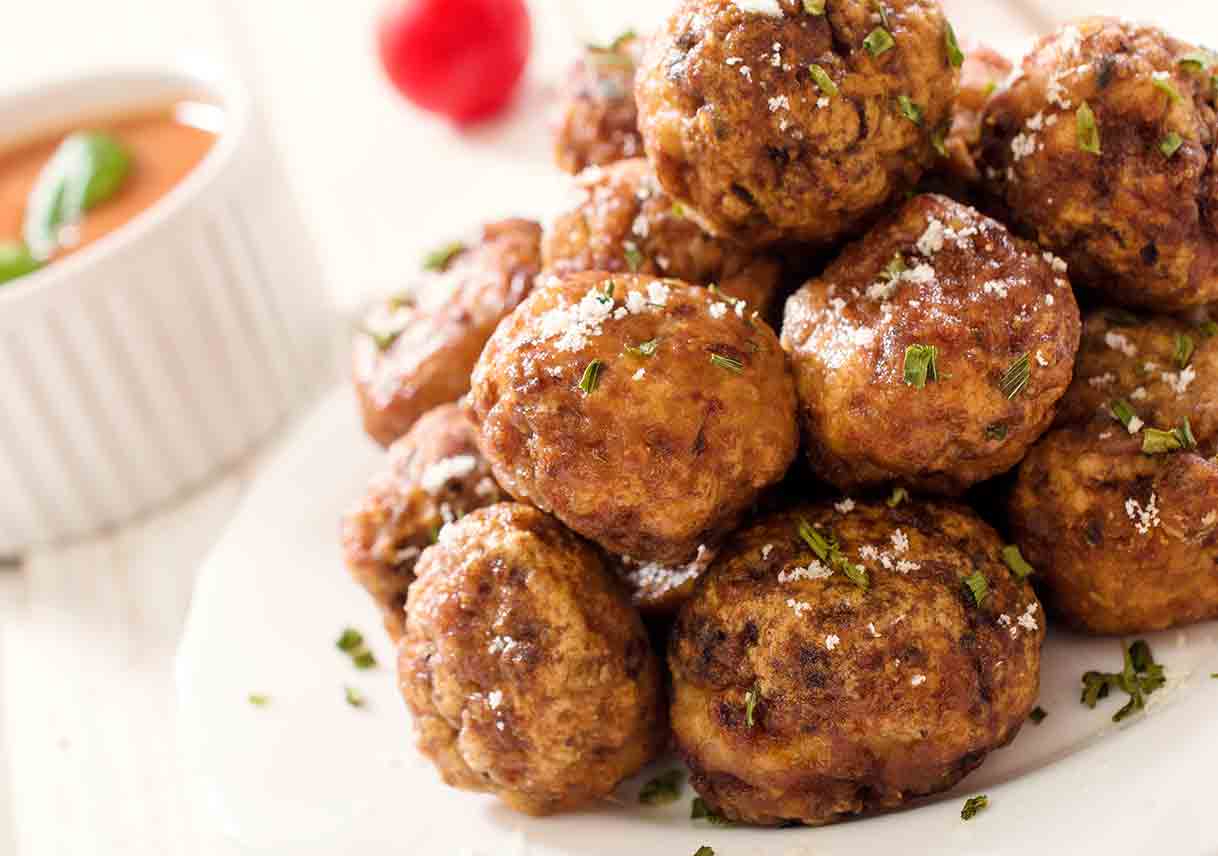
[399,503,666,815]
[942,45,1013,182]
[1009,424,1218,634]
[1055,308,1218,446]
[470,272,799,564]
[980,17,1218,309]
[782,193,1081,495]
[353,219,542,446]
[635,0,959,248]
[340,404,506,641]
[669,500,1044,827]
[543,158,785,321]
[554,37,646,174]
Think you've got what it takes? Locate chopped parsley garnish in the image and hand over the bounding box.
[803,0,825,13]
[336,628,364,652]
[809,64,838,98]
[691,798,732,826]
[710,353,743,374]
[797,518,868,589]
[344,686,366,708]
[903,344,939,389]
[670,202,686,218]
[744,685,760,727]
[362,320,408,352]
[578,360,604,394]
[609,29,637,51]
[1179,52,1214,73]
[1076,102,1101,155]
[1142,419,1196,455]
[694,848,715,856]
[961,795,989,820]
[1200,320,1218,339]
[864,28,895,57]
[1001,545,1035,580]
[986,423,1009,442]
[709,283,745,310]
[1174,333,1195,368]
[1081,639,1166,723]
[945,22,964,68]
[1161,132,1184,157]
[625,338,661,358]
[598,280,616,304]
[1029,706,1048,724]
[931,126,948,157]
[639,769,684,805]
[999,353,1031,400]
[962,571,989,606]
[248,693,269,707]
[623,242,644,272]
[422,240,465,272]
[1110,399,1140,432]
[1152,75,1182,103]
[896,95,924,125]
[887,486,910,508]
[337,627,378,670]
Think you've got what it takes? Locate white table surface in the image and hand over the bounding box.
[0,1,1212,854]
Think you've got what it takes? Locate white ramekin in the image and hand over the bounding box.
[0,65,336,553]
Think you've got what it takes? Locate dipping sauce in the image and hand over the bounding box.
[0,102,219,280]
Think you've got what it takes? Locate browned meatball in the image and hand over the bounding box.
[942,44,1013,182]
[471,272,798,564]
[399,503,665,815]
[635,0,960,248]
[980,18,1218,310]
[340,404,506,641]
[1009,424,1218,634]
[554,33,646,174]
[782,194,1081,495]
[353,219,542,446]
[1055,309,1218,440]
[543,158,784,319]
[670,500,1043,826]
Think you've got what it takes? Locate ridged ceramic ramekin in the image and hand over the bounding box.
[0,66,336,553]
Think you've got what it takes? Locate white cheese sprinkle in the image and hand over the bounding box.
[917,219,946,256]
[768,95,790,112]
[709,301,728,319]
[761,544,774,560]
[646,282,670,306]
[1161,366,1196,396]
[1126,493,1161,536]
[633,368,646,381]
[779,562,834,583]
[1104,331,1138,358]
[835,498,856,514]
[911,674,927,687]
[825,634,841,651]
[732,0,784,16]
[420,455,478,494]
[1130,386,1148,401]
[1088,373,1116,388]
[787,598,811,617]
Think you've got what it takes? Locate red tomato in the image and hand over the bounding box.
[378,0,532,125]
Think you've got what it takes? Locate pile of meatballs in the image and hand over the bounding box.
[342,0,1218,828]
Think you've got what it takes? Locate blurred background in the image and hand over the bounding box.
[0,1,1214,854]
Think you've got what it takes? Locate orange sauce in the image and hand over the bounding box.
[0,102,219,262]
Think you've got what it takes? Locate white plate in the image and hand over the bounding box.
[176,387,1218,856]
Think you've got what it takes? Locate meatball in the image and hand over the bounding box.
[782,193,1081,495]
[554,33,646,174]
[543,158,784,320]
[353,219,542,446]
[942,44,1013,182]
[340,404,506,641]
[471,272,798,564]
[980,18,1218,310]
[1009,424,1218,634]
[399,503,665,815]
[1055,308,1218,438]
[669,500,1043,826]
[634,0,960,248]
